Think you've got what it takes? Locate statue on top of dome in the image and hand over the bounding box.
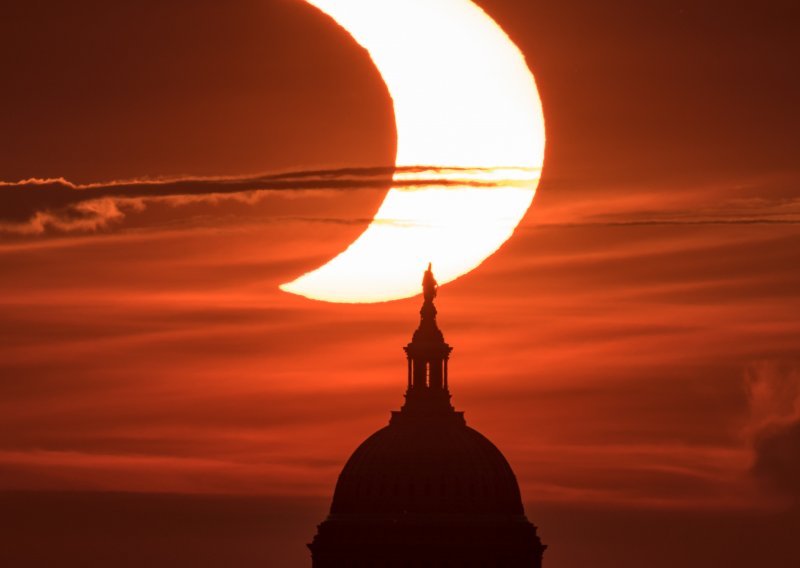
[422,263,438,303]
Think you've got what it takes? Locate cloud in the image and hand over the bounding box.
[745,361,800,503]
[2,165,798,236]
[753,422,800,503]
[527,174,800,230]
[0,166,535,235]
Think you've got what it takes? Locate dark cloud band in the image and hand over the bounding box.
[0,166,537,234]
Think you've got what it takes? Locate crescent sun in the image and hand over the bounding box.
[281,0,545,303]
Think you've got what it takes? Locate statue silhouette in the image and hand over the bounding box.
[422,262,438,303]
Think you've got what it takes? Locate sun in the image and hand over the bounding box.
[281,0,545,303]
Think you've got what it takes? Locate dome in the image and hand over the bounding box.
[308,267,545,567]
[331,411,525,518]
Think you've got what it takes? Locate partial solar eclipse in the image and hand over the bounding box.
[281,0,545,303]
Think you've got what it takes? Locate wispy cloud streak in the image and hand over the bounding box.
[0,166,538,235]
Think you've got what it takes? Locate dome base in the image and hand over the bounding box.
[309,516,545,568]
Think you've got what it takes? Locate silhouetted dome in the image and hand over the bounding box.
[309,267,545,567]
[331,414,524,518]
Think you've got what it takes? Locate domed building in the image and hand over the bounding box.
[309,267,546,567]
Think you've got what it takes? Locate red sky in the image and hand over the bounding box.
[1,1,799,566]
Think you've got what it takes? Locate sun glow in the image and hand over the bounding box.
[282,0,545,303]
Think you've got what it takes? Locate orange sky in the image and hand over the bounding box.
[1,1,799,567]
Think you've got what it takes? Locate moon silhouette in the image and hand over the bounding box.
[281,0,545,303]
